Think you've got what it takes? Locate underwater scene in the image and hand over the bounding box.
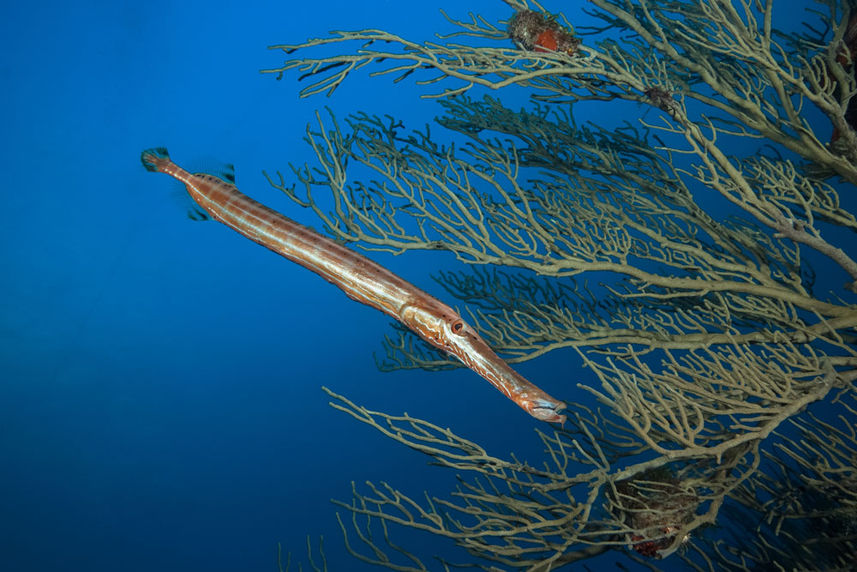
[3,0,857,570]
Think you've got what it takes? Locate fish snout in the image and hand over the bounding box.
[527,399,567,424]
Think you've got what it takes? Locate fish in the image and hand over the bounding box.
[141,147,566,423]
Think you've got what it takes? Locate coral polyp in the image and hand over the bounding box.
[508,10,580,55]
[610,467,698,559]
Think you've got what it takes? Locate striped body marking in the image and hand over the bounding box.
[141,148,566,423]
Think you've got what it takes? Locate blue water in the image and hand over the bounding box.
[0,1,837,571]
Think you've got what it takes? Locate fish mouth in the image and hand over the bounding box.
[528,400,567,424]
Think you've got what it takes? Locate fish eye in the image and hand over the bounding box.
[451,320,464,334]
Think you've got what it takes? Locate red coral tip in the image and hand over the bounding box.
[535,29,558,52]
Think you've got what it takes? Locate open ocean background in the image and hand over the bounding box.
[0,1,833,570]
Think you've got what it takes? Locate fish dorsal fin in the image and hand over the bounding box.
[183,158,237,221]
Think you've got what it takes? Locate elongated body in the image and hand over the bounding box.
[141,148,566,423]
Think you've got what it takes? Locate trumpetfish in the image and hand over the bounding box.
[141,147,566,423]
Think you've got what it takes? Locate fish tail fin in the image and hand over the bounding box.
[141,147,171,172]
